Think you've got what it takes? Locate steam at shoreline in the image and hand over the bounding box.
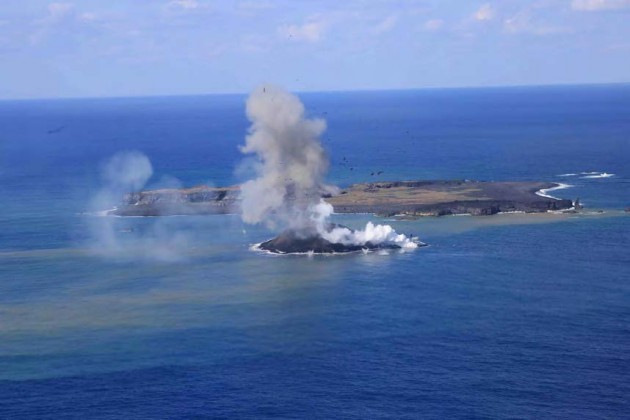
[87,151,190,261]
[239,85,418,251]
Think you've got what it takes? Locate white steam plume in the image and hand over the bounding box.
[102,151,153,192]
[88,151,190,261]
[310,200,417,248]
[240,85,418,250]
[91,150,153,217]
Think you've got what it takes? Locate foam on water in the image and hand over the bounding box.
[582,172,614,179]
[535,183,573,200]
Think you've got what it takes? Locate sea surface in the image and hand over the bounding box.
[0,85,629,418]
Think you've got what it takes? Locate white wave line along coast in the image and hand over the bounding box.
[536,183,573,200]
[557,171,614,179]
[581,172,614,179]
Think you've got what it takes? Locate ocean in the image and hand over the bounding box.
[0,85,629,418]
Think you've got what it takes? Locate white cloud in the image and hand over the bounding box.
[163,0,211,17]
[605,42,630,50]
[30,3,75,44]
[474,3,495,21]
[278,20,325,43]
[373,15,398,34]
[238,1,276,11]
[571,0,630,11]
[240,34,271,53]
[47,3,74,19]
[423,19,444,31]
[206,44,227,58]
[79,12,97,22]
[503,11,570,35]
[168,0,199,9]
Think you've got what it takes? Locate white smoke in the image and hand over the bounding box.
[88,151,190,261]
[310,200,417,249]
[240,85,418,250]
[91,150,153,216]
[101,151,153,192]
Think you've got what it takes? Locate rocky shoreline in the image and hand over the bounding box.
[109,180,574,217]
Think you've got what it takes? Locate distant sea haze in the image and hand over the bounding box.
[0,85,628,418]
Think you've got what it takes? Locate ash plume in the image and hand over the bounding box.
[239,85,418,251]
[240,85,335,230]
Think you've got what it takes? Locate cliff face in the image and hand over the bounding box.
[114,186,240,216]
[109,180,574,217]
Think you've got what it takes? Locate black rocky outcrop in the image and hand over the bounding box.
[258,225,406,254]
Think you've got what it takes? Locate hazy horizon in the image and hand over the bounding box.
[2,81,629,102]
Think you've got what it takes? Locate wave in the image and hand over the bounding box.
[581,172,614,179]
[79,207,117,217]
[559,171,615,179]
[535,183,572,200]
[250,243,391,256]
[547,209,571,214]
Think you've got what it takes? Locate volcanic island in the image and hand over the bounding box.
[110,180,574,218]
[108,180,575,254]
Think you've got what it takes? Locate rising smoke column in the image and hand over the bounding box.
[240,85,418,250]
[240,85,334,231]
[88,151,191,261]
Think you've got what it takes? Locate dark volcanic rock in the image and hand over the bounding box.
[258,226,403,254]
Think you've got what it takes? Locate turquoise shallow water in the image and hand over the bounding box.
[0,85,629,418]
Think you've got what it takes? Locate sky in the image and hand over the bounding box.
[0,0,629,99]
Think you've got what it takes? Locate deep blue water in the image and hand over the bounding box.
[0,85,629,418]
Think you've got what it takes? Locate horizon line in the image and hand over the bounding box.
[2,81,629,102]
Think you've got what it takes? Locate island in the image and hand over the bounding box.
[256,224,416,254]
[109,180,574,217]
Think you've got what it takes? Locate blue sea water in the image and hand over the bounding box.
[0,85,629,418]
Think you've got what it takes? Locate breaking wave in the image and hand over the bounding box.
[581,172,614,179]
[535,183,573,200]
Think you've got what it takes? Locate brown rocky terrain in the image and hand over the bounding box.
[109,180,573,217]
